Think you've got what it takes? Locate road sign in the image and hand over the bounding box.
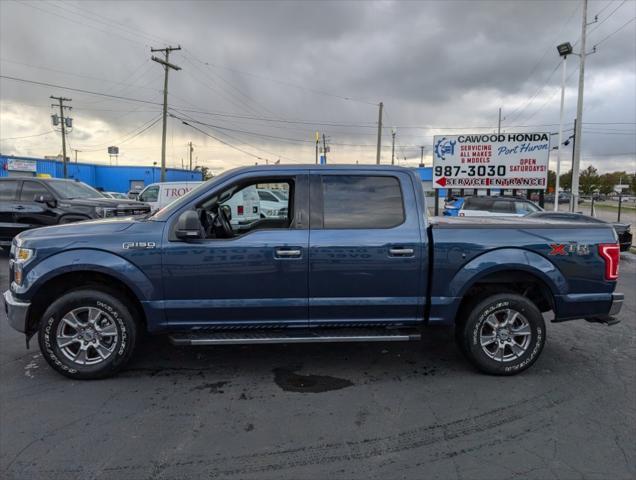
[432,133,550,189]
[107,146,119,155]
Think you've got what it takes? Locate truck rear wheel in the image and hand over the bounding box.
[457,293,545,375]
[38,289,137,379]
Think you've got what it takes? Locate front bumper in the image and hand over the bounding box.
[3,290,31,333]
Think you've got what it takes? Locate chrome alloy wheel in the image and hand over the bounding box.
[479,308,532,362]
[55,307,119,366]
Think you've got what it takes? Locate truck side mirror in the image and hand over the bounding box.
[34,194,57,207]
[175,210,203,240]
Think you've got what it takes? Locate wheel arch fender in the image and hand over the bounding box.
[449,248,568,300]
[19,249,156,302]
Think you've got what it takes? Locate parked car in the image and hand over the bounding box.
[138,181,204,212]
[102,191,129,200]
[3,165,623,379]
[257,188,287,218]
[442,196,465,216]
[448,195,542,217]
[527,211,632,251]
[0,178,151,248]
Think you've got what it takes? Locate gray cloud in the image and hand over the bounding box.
[0,0,634,172]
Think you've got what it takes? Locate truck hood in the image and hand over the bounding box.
[16,217,138,242]
[63,197,148,209]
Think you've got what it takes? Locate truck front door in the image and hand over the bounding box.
[308,171,426,326]
[161,173,309,329]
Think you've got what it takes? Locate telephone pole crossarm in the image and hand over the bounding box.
[50,96,72,178]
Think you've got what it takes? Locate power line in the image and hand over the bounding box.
[69,114,163,151]
[593,16,636,47]
[14,0,150,48]
[0,75,162,105]
[588,0,628,36]
[0,130,54,141]
[180,120,273,162]
[184,48,378,106]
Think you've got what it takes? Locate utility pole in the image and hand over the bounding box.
[571,0,588,212]
[497,108,502,135]
[391,128,396,166]
[322,133,328,164]
[151,45,181,182]
[73,149,81,163]
[188,141,194,170]
[50,96,71,178]
[315,131,319,164]
[420,146,425,167]
[376,102,383,164]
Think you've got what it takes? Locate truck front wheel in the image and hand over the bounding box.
[37,289,138,379]
[457,293,545,375]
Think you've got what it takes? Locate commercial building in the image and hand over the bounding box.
[0,155,203,194]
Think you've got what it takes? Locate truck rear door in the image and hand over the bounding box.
[308,170,426,326]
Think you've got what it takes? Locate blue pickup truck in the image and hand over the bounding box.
[3,165,623,379]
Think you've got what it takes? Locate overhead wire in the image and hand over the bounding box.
[0,130,55,141]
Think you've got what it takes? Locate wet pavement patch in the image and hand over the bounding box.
[273,367,353,393]
[190,381,229,393]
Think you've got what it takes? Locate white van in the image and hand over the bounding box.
[221,184,260,225]
[138,182,202,212]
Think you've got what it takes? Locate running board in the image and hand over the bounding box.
[169,328,421,346]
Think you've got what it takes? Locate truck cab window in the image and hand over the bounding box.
[321,175,404,229]
[0,180,19,201]
[20,182,50,201]
[199,180,293,239]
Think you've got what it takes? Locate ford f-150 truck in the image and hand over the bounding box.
[3,166,623,379]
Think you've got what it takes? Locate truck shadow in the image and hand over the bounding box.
[124,326,470,384]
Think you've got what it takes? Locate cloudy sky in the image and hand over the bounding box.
[1,0,635,174]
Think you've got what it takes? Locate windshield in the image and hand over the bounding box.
[47,180,103,199]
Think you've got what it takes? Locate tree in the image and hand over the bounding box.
[194,165,214,180]
[579,165,599,194]
[547,169,556,191]
[598,171,627,195]
[559,169,572,192]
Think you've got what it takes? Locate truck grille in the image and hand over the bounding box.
[101,207,151,218]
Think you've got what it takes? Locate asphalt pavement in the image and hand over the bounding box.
[1,252,635,480]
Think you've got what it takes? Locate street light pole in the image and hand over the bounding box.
[555,42,573,211]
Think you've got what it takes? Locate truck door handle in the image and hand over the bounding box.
[275,248,302,259]
[15,206,25,210]
[389,247,414,257]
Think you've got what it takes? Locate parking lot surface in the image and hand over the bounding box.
[1,252,635,480]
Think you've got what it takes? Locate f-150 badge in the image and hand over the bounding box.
[123,242,156,249]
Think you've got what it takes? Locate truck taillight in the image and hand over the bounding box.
[237,205,244,215]
[598,243,620,281]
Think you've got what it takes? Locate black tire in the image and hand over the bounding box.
[38,289,138,379]
[456,293,545,375]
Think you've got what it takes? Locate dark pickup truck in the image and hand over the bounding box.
[3,165,623,379]
[0,177,150,247]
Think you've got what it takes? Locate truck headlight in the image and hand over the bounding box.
[15,247,34,263]
[12,248,33,286]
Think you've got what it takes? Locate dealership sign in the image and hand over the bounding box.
[7,158,37,172]
[432,133,550,189]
